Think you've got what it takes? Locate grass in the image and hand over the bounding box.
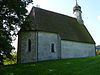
[1,56,100,75]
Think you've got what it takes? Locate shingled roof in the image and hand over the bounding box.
[21,7,95,44]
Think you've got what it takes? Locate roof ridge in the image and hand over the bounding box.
[31,6,75,19]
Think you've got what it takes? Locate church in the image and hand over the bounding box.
[17,1,96,63]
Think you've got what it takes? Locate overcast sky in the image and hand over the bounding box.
[13,0,100,50]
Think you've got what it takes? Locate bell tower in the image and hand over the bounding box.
[73,0,84,24]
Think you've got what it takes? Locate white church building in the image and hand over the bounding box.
[17,2,96,63]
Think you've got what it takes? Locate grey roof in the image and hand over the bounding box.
[21,7,95,44]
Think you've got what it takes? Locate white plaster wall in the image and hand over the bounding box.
[61,40,96,59]
[18,31,96,63]
[17,32,37,63]
[38,32,60,61]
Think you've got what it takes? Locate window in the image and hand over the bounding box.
[51,43,55,53]
[28,39,31,52]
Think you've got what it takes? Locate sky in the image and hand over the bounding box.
[13,0,100,50]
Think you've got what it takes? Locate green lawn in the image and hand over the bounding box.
[0,56,100,75]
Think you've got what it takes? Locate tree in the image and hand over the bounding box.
[0,0,33,65]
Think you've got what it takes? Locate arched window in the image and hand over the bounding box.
[28,39,31,52]
[51,43,55,53]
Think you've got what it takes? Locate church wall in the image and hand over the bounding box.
[17,31,96,63]
[37,32,60,61]
[17,31,37,63]
[61,40,96,59]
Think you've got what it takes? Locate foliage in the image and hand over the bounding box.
[3,51,17,65]
[96,50,100,56]
[0,56,100,75]
[0,0,33,64]
[96,45,100,56]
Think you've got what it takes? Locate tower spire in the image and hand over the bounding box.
[73,0,84,24]
[76,0,78,5]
